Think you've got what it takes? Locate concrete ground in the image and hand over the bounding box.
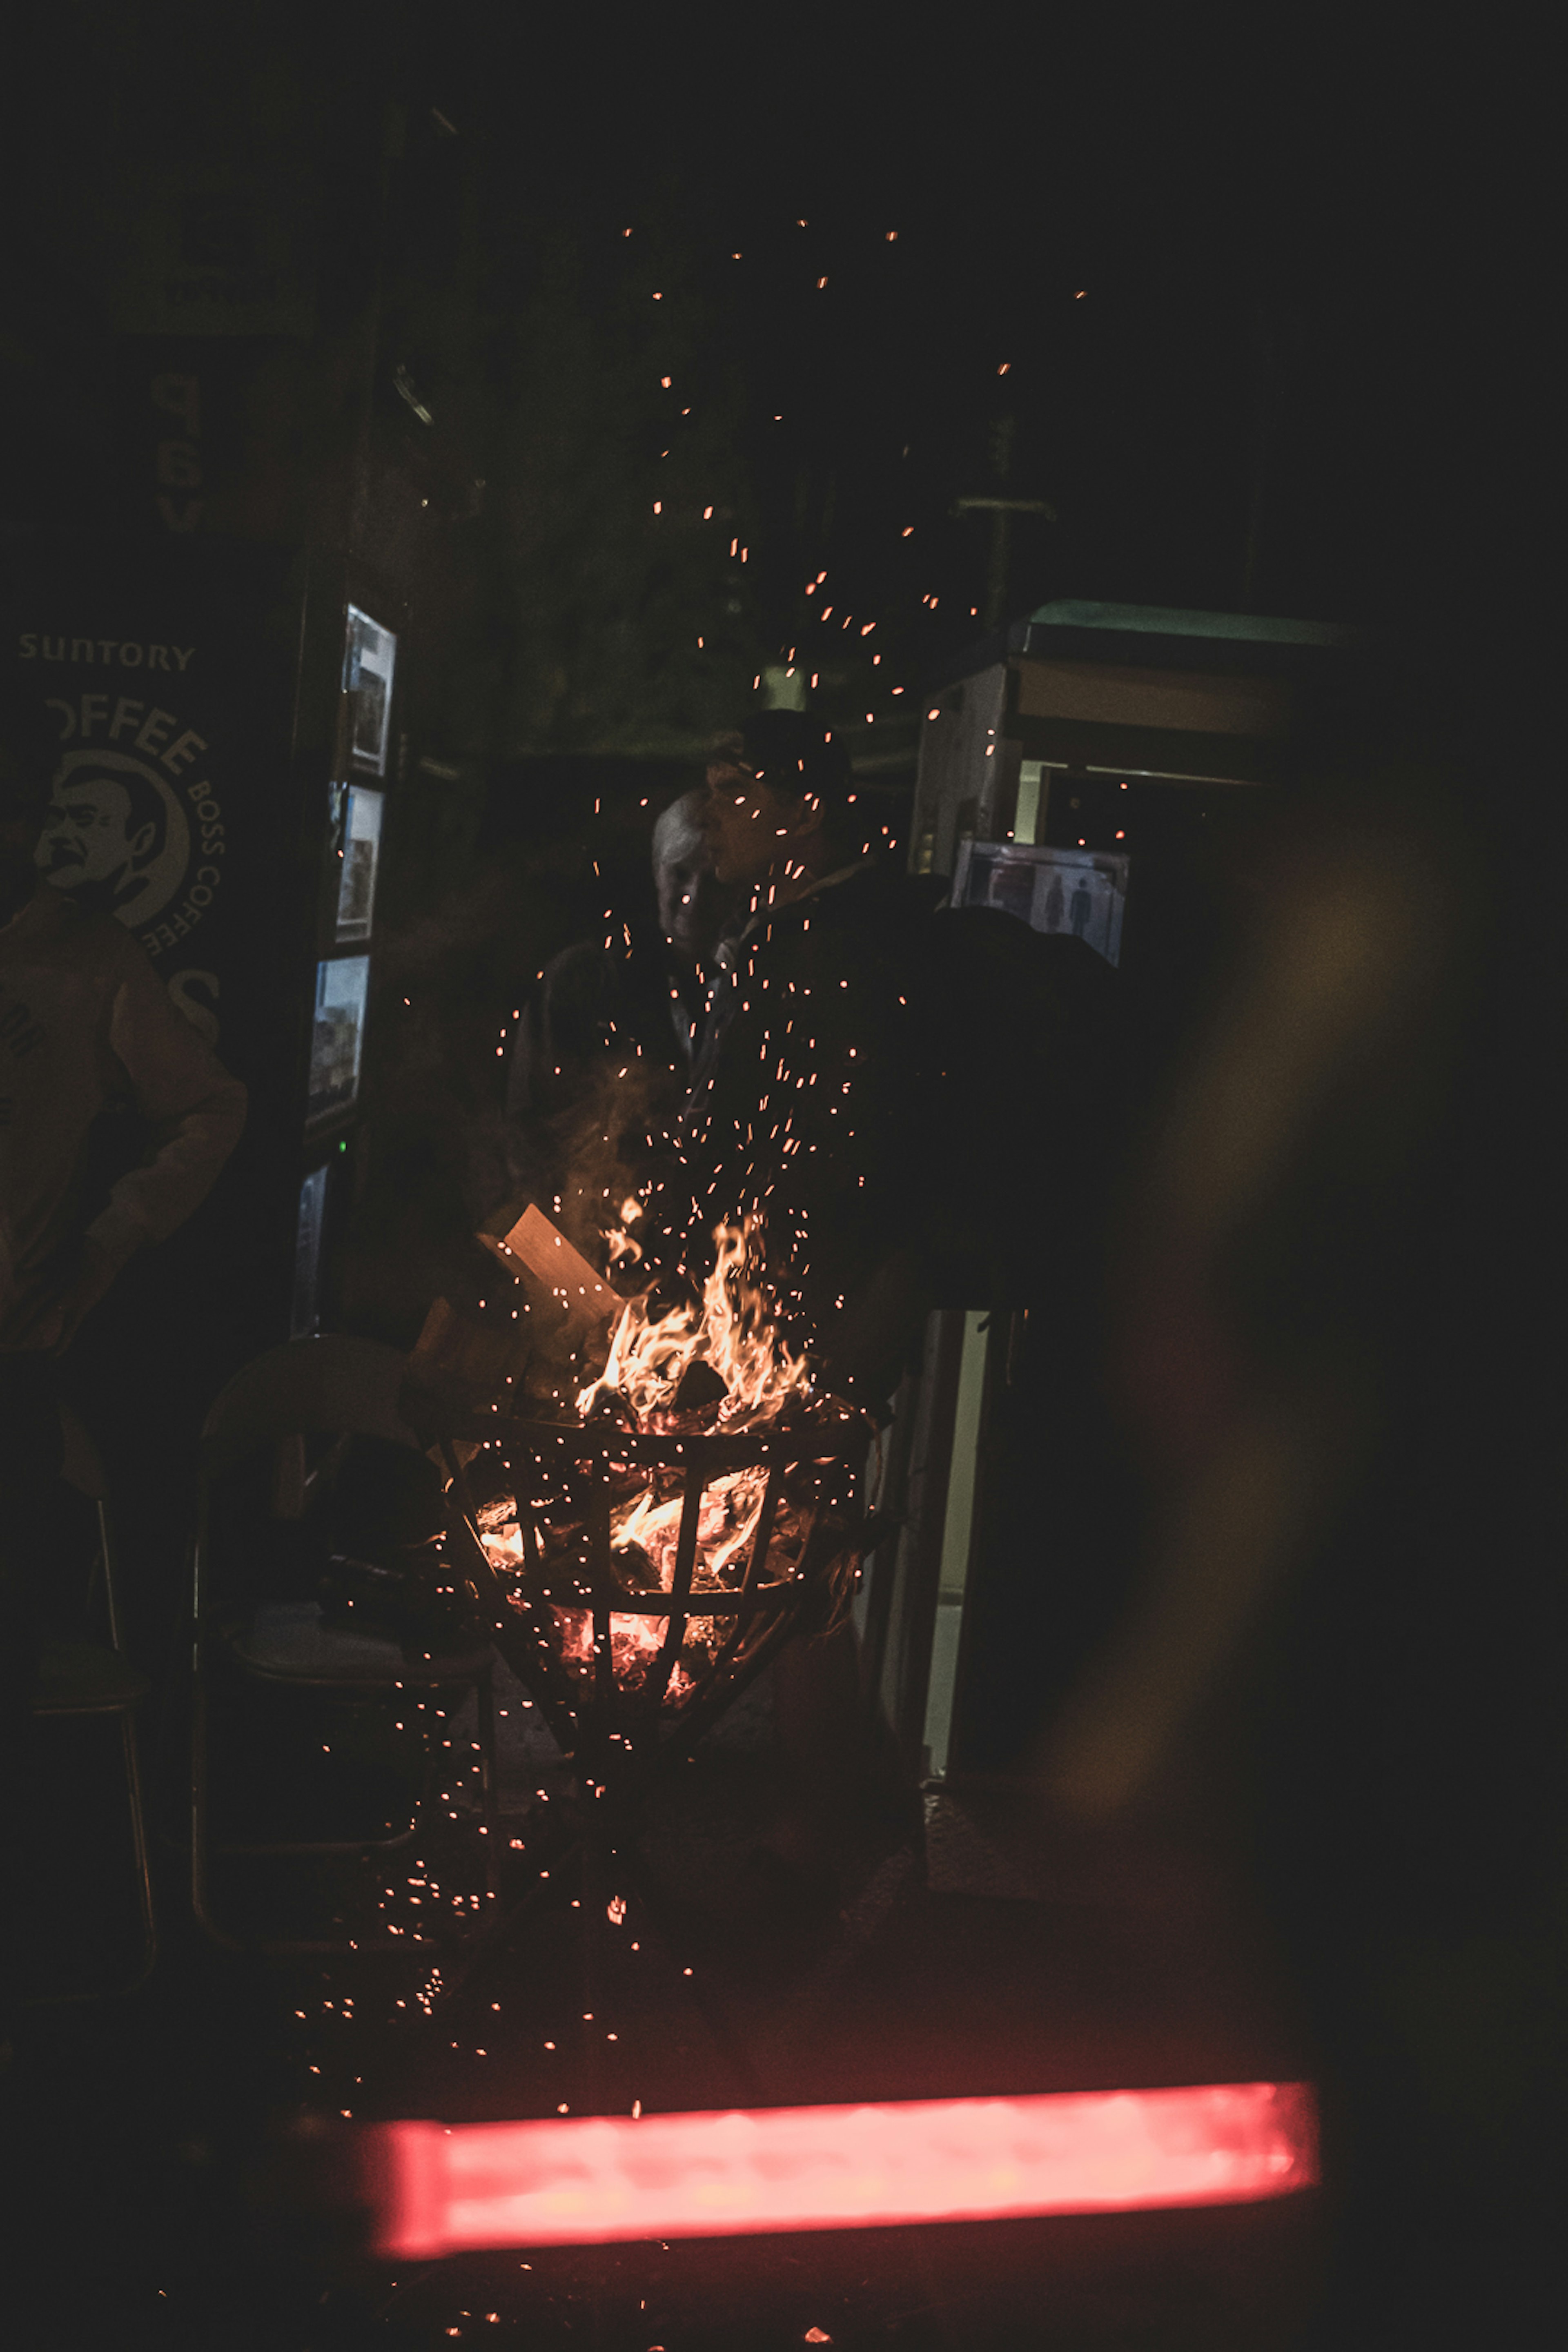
[4,1653,1324,2349]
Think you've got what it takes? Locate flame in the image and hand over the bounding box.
[604,1194,645,1275]
[473,1218,853,1717]
[581,1216,811,1434]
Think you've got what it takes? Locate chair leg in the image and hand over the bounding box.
[118,1711,158,1993]
[22,1705,160,2006]
[475,1664,501,1898]
[191,1662,245,1952]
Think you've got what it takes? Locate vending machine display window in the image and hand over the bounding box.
[951,839,1129,967]
[332,782,384,942]
[292,1162,330,1337]
[307,953,371,1129]
[343,605,396,777]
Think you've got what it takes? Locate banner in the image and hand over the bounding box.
[4,530,307,1066]
[2,528,324,1360]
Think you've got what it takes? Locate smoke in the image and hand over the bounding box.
[513,1049,669,1276]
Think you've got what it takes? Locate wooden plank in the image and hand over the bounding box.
[476,1200,623,1330]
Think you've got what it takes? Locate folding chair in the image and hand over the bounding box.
[190,1335,499,1955]
[24,1405,158,2003]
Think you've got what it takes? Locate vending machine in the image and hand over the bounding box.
[2,525,409,1384]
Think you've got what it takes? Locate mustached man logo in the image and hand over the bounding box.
[26,684,226,960]
[37,747,191,925]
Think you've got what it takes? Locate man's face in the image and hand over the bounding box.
[701,762,803,889]
[36,777,151,891]
[655,824,728,964]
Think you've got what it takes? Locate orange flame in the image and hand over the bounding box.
[579,1216,810,1434]
[477,1220,829,1697]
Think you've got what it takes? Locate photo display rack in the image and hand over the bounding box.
[291,593,399,1335]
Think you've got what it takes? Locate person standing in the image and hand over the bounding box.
[668,712,943,1400]
[503,788,735,1251]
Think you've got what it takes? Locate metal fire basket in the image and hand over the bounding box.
[439,1412,873,1824]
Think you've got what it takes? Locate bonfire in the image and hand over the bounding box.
[439,1209,874,1800]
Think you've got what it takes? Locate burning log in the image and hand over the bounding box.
[608,1541,663,1594]
[440,1210,878,1809]
[670,1356,728,1412]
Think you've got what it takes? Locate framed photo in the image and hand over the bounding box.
[306,953,370,1128]
[332,782,384,942]
[291,1163,330,1337]
[343,604,396,776]
[951,839,1129,967]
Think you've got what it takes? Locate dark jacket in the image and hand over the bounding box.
[665,864,941,1341]
[504,926,707,1224]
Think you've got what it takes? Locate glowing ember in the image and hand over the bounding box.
[548,1603,720,1701]
[370,2081,1319,2255]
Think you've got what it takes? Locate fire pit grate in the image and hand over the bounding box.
[439,1412,872,1819]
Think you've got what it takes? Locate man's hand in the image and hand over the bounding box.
[0,1238,120,1356]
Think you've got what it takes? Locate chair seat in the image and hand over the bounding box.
[34,1638,151,1715]
[222,1600,492,1686]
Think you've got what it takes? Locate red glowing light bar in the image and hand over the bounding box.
[370,2082,1316,2257]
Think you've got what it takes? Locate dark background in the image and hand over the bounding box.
[5,7,1542,990]
[6,6,1535,751]
[3,0,1548,1612]
[2,13,1559,2349]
